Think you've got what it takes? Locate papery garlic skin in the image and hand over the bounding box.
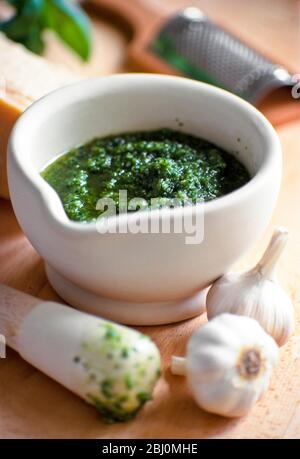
[185,314,279,418]
[206,227,294,346]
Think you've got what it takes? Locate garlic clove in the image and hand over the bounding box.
[256,226,289,280]
[171,314,279,418]
[206,227,294,346]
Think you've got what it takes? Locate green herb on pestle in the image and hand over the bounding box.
[0,0,91,60]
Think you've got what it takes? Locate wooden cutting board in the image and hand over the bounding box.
[0,119,300,439]
[0,0,300,439]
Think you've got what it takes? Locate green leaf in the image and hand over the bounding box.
[23,24,45,54]
[7,0,44,16]
[0,0,45,52]
[6,1,28,13]
[44,0,91,61]
[1,0,91,60]
[0,16,29,40]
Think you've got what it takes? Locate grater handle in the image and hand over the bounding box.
[150,8,295,103]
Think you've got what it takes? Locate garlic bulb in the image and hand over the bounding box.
[206,227,294,346]
[171,313,279,418]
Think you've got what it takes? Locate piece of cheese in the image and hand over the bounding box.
[0,33,78,199]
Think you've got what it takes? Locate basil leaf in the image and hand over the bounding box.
[44,0,91,61]
[6,1,28,13]
[1,0,91,60]
[23,24,45,54]
[0,0,45,53]
[6,0,44,16]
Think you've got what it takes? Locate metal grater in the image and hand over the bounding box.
[150,7,294,102]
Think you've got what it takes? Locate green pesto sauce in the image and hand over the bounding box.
[41,129,250,222]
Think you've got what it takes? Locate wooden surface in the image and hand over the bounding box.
[0,119,300,439]
[0,0,300,439]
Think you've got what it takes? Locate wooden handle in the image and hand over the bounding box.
[84,0,173,74]
[84,0,159,34]
[0,284,41,350]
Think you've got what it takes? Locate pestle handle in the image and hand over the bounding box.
[0,284,41,350]
[0,284,161,422]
